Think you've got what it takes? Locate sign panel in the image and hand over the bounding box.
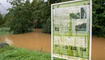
[51,0,92,60]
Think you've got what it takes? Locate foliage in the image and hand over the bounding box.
[8,0,34,34]
[3,12,13,27]
[4,0,105,36]
[0,13,4,27]
[31,1,42,28]
[0,46,51,60]
[5,0,73,34]
[30,0,51,33]
[49,0,72,4]
[41,3,51,33]
[3,0,50,34]
[0,27,10,36]
[40,3,51,25]
[93,0,105,37]
[0,13,3,24]
[42,17,51,33]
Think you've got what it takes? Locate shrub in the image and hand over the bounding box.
[9,0,34,34]
[42,17,51,33]
[92,0,105,37]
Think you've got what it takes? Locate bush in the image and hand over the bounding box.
[92,0,105,37]
[9,0,34,34]
[42,17,51,33]
[0,13,5,27]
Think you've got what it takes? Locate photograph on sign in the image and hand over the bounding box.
[51,0,92,60]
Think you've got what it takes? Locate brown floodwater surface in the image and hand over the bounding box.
[92,36,105,60]
[0,29,105,60]
[0,29,51,52]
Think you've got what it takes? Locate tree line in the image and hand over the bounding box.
[0,0,105,37]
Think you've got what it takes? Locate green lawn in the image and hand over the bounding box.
[0,46,51,60]
[0,27,10,36]
[0,31,10,36]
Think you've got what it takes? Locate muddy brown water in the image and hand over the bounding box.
[0,29,51,52]
[0,29,105,60]
[92,36,105,60]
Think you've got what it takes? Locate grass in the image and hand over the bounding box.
[0,27,10,36]
[0,46,73,60]
[0,46,51,60]
[0,31,10,36]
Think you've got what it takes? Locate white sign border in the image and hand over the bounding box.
[51,0,92,60]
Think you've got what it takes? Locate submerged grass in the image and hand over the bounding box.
[0,46,51,60]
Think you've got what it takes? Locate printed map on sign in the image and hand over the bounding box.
[52,0,91,60]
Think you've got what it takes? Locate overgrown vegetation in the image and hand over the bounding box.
[0,13,3,25]
[49,0,72,4]
[0,0,104,35]
[0,0,73,34]
[92,0,105,37]
[0,46,51,60]
[3,0,51,34]
[8,0,35,34]
[0,13,4,27]
[42,17,51,33]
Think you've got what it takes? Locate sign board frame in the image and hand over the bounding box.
[51,0,92,60]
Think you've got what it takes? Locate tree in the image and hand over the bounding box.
[42,17,51,33]
[0,13,5,27]
[48,0,72,4]
[3,12,14,27]
[31,0,44,28]
[0,13,3,25]
[40,3,51,24]
[8,0,74,34]
[9,0,34,34]
[92,0,105,37]
[31,0,51,30]
[40,2,51,33]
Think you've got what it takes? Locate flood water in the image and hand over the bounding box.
[92,36,105,60]
[0,29,105,60]
[0,29,51,52]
